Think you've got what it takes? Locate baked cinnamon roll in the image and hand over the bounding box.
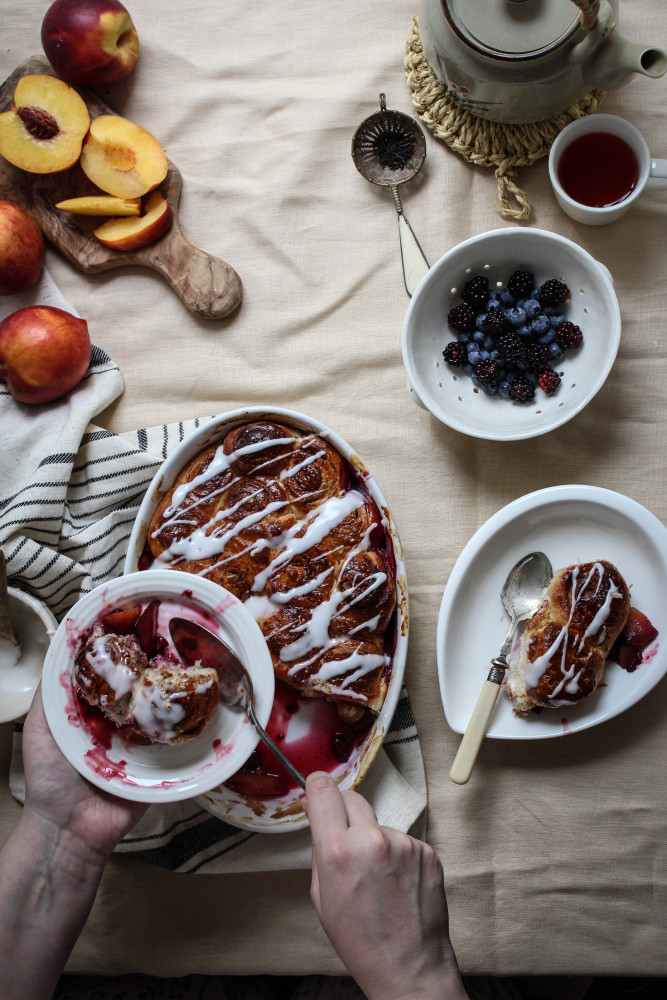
[331,549,396,636]
[506,560,630,715]
[281,437,347,515]
[147,420,397,719]
[75,626,147,725]
[222,421,297,476]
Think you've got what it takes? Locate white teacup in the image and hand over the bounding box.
[548,114,667,225]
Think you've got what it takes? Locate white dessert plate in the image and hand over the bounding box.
[437,485,667,739]
[123,406,408,831]
[41,570,274,802]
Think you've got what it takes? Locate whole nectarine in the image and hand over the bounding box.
[0,201,45,296]
[0,306,92,405]
[41,0,139,88]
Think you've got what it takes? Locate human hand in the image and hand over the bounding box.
[20,685,147,875]
[304,772,467,1000]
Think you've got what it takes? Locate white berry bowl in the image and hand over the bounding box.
[402,228,621,441]
[0,588,58,724]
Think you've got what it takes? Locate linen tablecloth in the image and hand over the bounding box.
[1,0,666,979]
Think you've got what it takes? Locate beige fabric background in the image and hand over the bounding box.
[1,0,666,979]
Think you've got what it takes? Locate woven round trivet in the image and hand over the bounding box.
[404,17,606,221]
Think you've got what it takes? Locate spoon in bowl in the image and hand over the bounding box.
[449,551,552,785]
[169,617,306,791]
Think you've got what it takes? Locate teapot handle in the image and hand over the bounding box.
[572,0,599,31]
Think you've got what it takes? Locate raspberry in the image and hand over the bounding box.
[539,279,570,307]
[482,306,510,337]
[496,332,526,363]
[473,359,502,388]
[461,275,489,309]
[443,341,468,367]
[448,303,476,332]
[509,375,536,403]
[507,270,534,299]
[555,321,583,350]
[537,368,561,395]
[524,342,550,372]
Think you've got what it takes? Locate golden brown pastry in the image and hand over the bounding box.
[75,625,219,744]
[506,560,630,715]
[147,420,397,719]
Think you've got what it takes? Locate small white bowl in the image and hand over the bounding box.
[402,227,621,441]
[0,588,58,724]
[41,570,274,803]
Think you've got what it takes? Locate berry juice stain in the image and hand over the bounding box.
[228,679,371,796]
[558,132,639,208]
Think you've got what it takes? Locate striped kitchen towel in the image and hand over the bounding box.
[2,274,427,874]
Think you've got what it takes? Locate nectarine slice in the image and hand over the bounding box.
[56,195,141,216]
[80,114,168,199]
[92,190,173,250]
[0,75,90,174]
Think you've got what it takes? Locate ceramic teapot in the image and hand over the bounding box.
[418,0,667,124]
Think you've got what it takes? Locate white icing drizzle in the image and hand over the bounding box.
[154,430,393,700]
[85,635,136,700]
[129,683,187,742]
[524,562,622,703]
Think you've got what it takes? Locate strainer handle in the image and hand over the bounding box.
[396,211,429,296]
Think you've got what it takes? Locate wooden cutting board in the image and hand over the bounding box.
[0,57,242,320]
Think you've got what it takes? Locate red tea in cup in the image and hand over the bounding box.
[557,132,639,208]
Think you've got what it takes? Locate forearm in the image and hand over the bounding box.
[0,807,107,1000]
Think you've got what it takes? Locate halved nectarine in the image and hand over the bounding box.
[56,195,141,216]
[0,74,90,174]
[79,114,168,199]
[92,189,173,249]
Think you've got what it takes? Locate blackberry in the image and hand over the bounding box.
[443,341,468,367]
[482,306,510,337]
[473,359,502,388]
[448,303,476,332]
[461,275,489,309]
[524,342,550,372]
[539,279,570,306]
[537,368,561,395]
[555,321,583,350]
[496,331,526,363]
[510,375,536,403]
[507,270,534,299]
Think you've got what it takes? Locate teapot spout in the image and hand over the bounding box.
[589,28,667,91]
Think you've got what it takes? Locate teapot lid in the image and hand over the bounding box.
[444,0,582,59]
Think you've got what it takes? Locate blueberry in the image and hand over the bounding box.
[483,335,495,350]
[550,314,567,329]
[548,342,564,360]
[538,328,556,345]
[523,299,541,319]
[516,324,532,338]
[462,363,473,373]
[457,332,470,343]
[506,307,527,327]
[531,314,551,334]
[467,349,482,365]
[475,312,488,331]
[499,288,515,306]
[498,380,512,399]
[472,330,485,343]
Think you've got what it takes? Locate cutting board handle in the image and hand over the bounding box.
[140,223,243,320]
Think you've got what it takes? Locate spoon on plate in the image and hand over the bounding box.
[169,617,306,791]
[449,551,552,785]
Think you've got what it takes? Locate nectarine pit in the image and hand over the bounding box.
[17,106,59,141]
